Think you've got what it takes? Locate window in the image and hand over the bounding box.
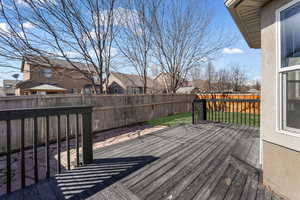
[41,68,53,78]
[278,0,300,134]
[4,84,12,88]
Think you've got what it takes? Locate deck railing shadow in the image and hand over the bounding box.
[50,156,158,200]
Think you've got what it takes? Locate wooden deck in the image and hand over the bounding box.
[1,122,283,200]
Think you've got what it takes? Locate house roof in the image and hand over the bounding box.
[176,86,197,94]
[225,0,271,48]
[110,72,155,88]
[15,80,65,90]
[21,55,92,72]
[29,84,67,91]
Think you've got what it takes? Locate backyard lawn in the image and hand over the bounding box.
[146,112,192,127]
[147,111,260,127]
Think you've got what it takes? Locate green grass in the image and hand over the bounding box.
[146,111,260,127]
[146,112,192,127]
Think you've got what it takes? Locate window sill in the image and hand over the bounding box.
[276,129,300,138]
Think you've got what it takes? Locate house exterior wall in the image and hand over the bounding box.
[106,74,145,94]
[21,63,91,94]
[23,62,31,80]
[108,82,125,94]
[261,0,300,199]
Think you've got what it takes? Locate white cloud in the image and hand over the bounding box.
[223,48,244,54]
[22,22,34,29]
[0,22,10,33]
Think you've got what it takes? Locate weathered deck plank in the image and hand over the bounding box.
[1,122,283,200]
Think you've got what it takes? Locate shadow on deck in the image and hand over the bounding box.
[1,122,284,200]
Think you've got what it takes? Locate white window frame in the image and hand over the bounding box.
[276,0,300,137]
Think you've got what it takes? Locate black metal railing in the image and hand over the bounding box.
[192,99,260,127]
[0,106,93,195]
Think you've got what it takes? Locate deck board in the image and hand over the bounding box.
[1,122,283,200]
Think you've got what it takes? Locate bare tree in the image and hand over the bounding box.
[253,79,261,90]
[116,0,159,94]
[0,0,120,94]
[215,68,231,92]
[229,64,248,92]
[206,61,216,91]
[151,0,236,93]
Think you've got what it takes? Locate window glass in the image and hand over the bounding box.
[41,68,53,78]
[281,2,300,68]
[283,70,300,130]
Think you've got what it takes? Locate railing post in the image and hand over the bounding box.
[192,102,195,124]
[202,99,207,121]
[82,108,93,164]
[193,99,207,124]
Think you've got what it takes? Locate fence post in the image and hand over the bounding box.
[82,108,93,164]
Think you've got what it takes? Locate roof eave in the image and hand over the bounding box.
[225,0,269,49]
[225,5,258,48]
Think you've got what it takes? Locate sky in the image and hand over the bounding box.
[0,0,262,85]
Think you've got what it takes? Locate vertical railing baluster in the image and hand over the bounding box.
[66,114,70,170]
[244,101,247,125]
[57,115,61,174]
[248,102,251,126]
[76,113,80,166]
[20,119,25,188]
[45,116,50,178]
[33,117,38,183]
[258,101,260,127]
[225,100,227,123]
[214,101,217,122]
[232,100,235,123]
[222,100,224,123]
[229,101,231,123]
[218,100,220,122]
[6,120,11,194]
[254,101,256,126]
[238,100,240,125]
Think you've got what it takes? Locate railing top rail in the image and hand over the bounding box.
[194,99,260,103]
[0,105,93,121]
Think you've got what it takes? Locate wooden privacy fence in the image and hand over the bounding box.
[193,98,261,127]
[0,94,195,154]
[0,106,93,195]
[197,94,260,114]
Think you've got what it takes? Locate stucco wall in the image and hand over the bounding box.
[263,141,300,200]
[261,0,300,199]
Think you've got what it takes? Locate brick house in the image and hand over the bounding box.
[16,55,95,95]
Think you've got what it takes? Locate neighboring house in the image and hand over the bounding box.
[3,80,19,96]
[226,0,300,199]
[247,88,260,94]
[154,73,189,93]
[176,86,199,94]
[106,72,155,94]
[16,55,93,95]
